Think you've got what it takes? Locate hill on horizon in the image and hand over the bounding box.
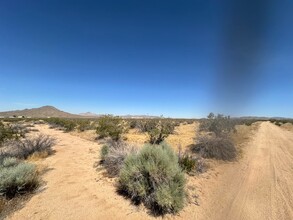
[0,106,80,118]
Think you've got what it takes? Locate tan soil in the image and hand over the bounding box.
[6,122,293,220]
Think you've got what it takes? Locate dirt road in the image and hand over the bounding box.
[7,125,152,220]
[6,122,293,220]
[188,121,293,220]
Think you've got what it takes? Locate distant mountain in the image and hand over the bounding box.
[79,112,102,117]
[120,115,161,119]
[0,106,80,118]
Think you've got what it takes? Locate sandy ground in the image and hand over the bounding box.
[6,122,293,220]
[70,122,198,151]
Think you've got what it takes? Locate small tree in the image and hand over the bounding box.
[96,115,124,141]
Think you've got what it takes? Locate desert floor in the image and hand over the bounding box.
[5,122,293,220]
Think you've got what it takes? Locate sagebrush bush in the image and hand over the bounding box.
[101,141,137,177]
[0,159,39,198]
[100,145,109,161]
[193,135,236,161]
[96,116,125,141]
[118,143,186,215]
[0,135,56,159]
[1,157,19,168]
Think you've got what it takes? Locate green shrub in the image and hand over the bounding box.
[178,154,207,174]
[96,115,124,141]
[148,121,174,144]
[44,118,76,132]
[0,123,20,145]
[192,135,236,161]
[100,145,109,161]
[119,143,186,215]
[77,120,93,132]
[178,154,196,173]
[0,160,39,198]
[137,120,157,132]
[1,157,19,168]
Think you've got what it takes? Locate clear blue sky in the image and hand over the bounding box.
[0,0,292,118]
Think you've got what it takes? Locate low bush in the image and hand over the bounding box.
[178,154,207,174]
[0,123,20,145]
[100,145,109,162]
[136,120,157,132]
[77,120,93,132]
[118,143,186,215]
[0,159,39,198]
[148,121,175,144]
[0,135,56,159]
[96,115,125,141]
[178,154,196,173]
[192,135,236,161]
[199,113,236,136]
[101,141,137,177]
[44,118,76,132]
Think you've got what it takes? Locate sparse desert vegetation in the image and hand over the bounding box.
[0,113,293,219]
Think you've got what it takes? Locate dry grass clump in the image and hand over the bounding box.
[196,113,237,161]
[0,135,56,160]
[193,135,236,161]
[118,143,186,215]
[100,141,138,177]
[0,158,39,198]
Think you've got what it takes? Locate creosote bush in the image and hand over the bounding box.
[44,118,76,132]
[96,115,125,141]
[148,121,175,144]
[0,158,39,198]
[0,135,56,159]
[118,143,186,215]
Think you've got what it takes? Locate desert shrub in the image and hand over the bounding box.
[96,115,124,141]
[119,143,186,215]
[178,154,207,174]
[77,120,93,132]
[101,141,137,177]
[0,123,20,145]
[148,121,175,144]
[44,118,76,132]
[192,135,236,161]
[136,120,157,132]
[0,157,19,168]
[0,160,39,198]
[178,154,196,173]
[128,120,138,129]
[0,135,56,159]
[100,145,109,161]
[199,113,236,136]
